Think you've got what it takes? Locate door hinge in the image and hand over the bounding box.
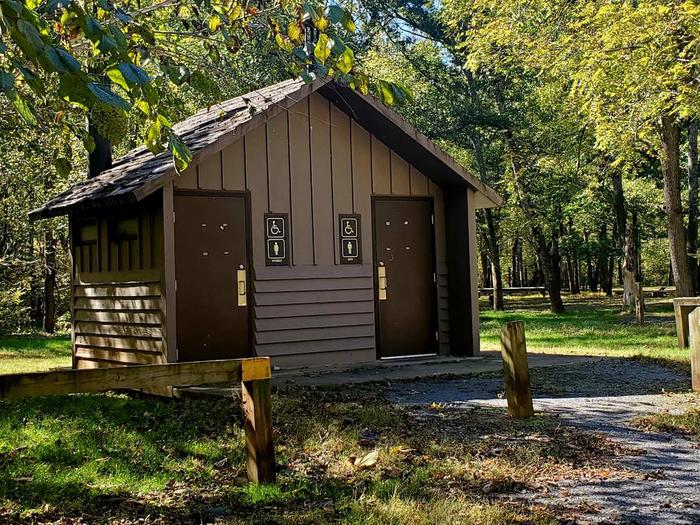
[174,279,177,292]
[433,272,437,283]
[172,211,176,223]
[431,214,434,225]
[435,330,439,342]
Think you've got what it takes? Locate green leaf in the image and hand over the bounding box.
[82,15,103,42]
[209,15,221,33]
[0,70,14,93]
[314,33,332,65]
[303,1,320,22]
[145,119,162,154]
[116,63,150,86]
[336,46,354,75]
[87,83,130,110]
[58,73,93,106]
[54,47,81,73]
[10,91,37,125]
[167,132,192,172]
[327,5,356,32]
[0,42,7,54]
[17,20,46,54]
[106,68,130,91]
[11,61,44,96]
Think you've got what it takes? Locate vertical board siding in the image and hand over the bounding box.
[222,138,246,190]
[390,151,410,194]
[170,93,451,365]
[267,112,291,213]
[410,166,430,196]
[330,104,353,264]
[198,151,222,189]
[371,136,391,194]
[174,164,198,189]
[288,100,314,265]
[351,121,373,260]
[246,125,269,268]
[309,93,334,266]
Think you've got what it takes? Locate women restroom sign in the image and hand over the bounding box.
[339,214,362,264]
[265,213,289,265]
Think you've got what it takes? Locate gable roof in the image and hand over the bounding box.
[31,78,501,219]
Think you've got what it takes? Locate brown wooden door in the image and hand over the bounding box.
[174,192,250,361]
[373,198,437,358]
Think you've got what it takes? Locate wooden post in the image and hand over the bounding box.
[241,360,275,483]
[689,308,700,392]
[500,321,534,418]
[635,282,645,326]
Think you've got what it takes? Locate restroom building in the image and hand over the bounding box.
[31,78,501,369]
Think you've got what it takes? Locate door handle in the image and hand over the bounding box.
[378,265,387,301]
[236,268,247,307]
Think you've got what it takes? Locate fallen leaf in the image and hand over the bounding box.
[354,450,378,468]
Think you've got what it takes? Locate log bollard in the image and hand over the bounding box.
[500,320,534,418]
[688,308,700,392]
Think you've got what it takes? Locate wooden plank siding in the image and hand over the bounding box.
[165,93,451,365]
[71,194,167,369]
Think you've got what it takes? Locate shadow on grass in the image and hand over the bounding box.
[0,384,614,524]
[0,393,245,517]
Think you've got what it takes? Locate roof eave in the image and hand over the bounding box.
[318,83,502,207]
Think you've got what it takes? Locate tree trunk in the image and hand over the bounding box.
[660,115,694,296]
[88,116,113,178]
[536,230,565,313]
[485,208,504,310]
[566,218,580,294]
[595,223,608,293]
[480,250,491,288]
[611,171,637,309]
[42,229,56,333]
[687,118,699,292]
[584,230,594,291]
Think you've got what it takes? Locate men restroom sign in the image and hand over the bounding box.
[265,213,289,265]
[339,214,362,264]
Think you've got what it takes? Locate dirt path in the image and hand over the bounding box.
[388,359,700,525]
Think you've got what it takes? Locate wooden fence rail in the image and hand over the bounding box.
[0,357,276,483]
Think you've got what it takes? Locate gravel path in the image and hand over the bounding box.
[388,359,700,525]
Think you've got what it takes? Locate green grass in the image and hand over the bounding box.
[634,405,700,440]
[0,385,620,523]
[480,293,684,364]
[0,334,71,374]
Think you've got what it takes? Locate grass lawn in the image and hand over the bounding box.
[0,334,71,375]
[0,295,686,522]
[480,293,684,364]
[0,384,628,524]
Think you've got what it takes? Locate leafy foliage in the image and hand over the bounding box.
[0,0,410,172]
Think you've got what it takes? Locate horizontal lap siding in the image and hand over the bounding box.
[72,196,167,369]
[73,280,165,368]
[253,266,375,365]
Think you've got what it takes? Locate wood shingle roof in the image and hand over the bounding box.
[31,77,500,219]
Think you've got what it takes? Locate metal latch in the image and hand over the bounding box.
[377,264,387,301]
[236,267,247,307]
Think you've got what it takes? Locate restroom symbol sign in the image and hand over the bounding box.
[267,239,286,261]
[338,214,362,264]
[342,239,359,259]
[341,218,358,238]
[266,217,285,238]
[264,213,290,266]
